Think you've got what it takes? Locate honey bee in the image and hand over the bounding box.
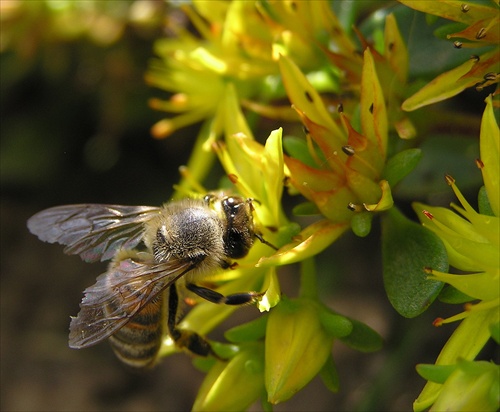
[27,194,275,368]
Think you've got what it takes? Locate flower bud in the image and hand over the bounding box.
[193,343,265,411]
[431,360,499,412]
[265,297,333,404]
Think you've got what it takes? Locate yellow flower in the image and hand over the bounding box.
[412,95,499,411]
[147,0,348,142]
[279,52,393,228]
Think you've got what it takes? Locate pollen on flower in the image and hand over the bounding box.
[475,158,484,169]
[475,28,486,40]
[422,210,434,220]
[171,93,189,104]
[228,174,239,184]
[342,145,355,156]
[424,267,433,274]
[433,317,444,327]
[347,203,363,212]
[444,174,455,186]
[151,119,175,139]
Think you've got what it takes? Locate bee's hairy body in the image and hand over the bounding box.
[146,199,229,277]
[27,193,268,368]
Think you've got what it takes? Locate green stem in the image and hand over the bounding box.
[299,257,318,300]
[173,119,216,199]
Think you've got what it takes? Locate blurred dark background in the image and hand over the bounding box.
[0,2,493,411]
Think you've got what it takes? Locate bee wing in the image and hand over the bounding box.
[27,204,161,262]
[69,256,194,349]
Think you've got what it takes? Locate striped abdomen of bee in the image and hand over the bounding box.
[107,290,167,368]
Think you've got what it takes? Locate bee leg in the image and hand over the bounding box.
[186,283,263,305]
[167,283,221,359]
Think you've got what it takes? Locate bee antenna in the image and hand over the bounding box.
[255,233,278,251]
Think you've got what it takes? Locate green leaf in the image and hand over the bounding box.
[478,186,495,217]
[283,136,317,168]
[381,207,447,318]
[319,354,340,393]
[490,320,500,345]
[416,364,456,384]
[438,285,474,304]
[433,22,468,40]
[224,314,268,343]
[394,135,481,200]
[383,148,422,187]
[318,310,353,338]
[339,318,383,352]
[292,201,321,216]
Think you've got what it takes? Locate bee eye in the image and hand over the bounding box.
[223,197,242,217]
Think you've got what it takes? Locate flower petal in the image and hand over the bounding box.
[257,219,349,267]
[480,94,500,217]
[402,57,477,111]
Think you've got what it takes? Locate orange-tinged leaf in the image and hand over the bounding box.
[309,186,358,222]
[460,50,500,82]
[402,58,477,111]
[397,0,496,25]
[279,54,344,138]
[293,107,346,175]
[384,13,408,84]
[285,156,343,192]
[360,49,388,163]
[447,16,500,45]
[324,49,362,84]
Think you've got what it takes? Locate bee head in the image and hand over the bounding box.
[205,194,255,260]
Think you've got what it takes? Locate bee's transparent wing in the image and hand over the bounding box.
[69,256,194,349]
[27,204,161,262]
